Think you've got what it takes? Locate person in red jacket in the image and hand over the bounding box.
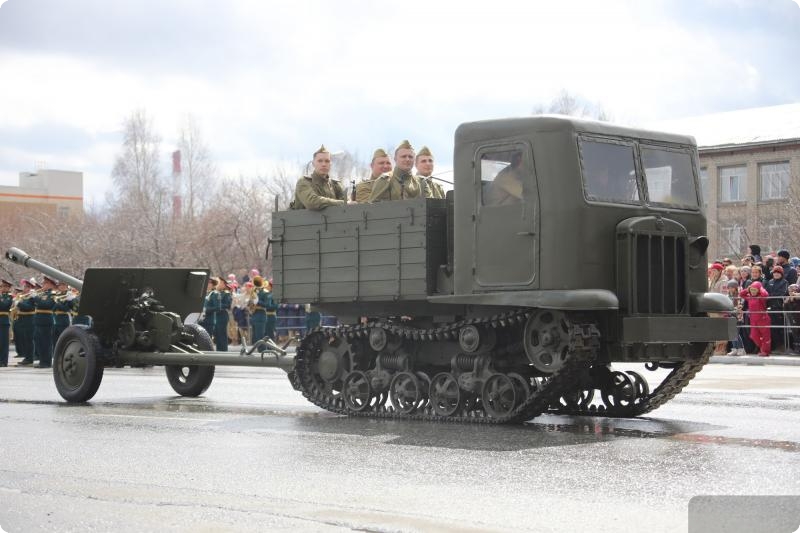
[740,281,771,356]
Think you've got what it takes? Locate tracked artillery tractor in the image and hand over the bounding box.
[4,248,294,402]
[8,116,735,424]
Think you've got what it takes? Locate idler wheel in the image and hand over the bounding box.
[523,310,571,373]
[389,371,423,414]
[482,374,517,419]
[343,371,372,412]
[53,325,105,403]
[429,372,463,417]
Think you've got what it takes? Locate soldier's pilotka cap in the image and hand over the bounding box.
[395,139,414,155]
[417,146,433,158]
[313,144,330,157]
[371,148,389,162]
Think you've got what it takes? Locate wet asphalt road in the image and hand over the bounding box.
[0,361,799,533]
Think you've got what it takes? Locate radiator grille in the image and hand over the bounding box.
[632,233,687,314]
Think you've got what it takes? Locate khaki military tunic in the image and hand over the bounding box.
[419,176,445,199]
[354,176,380,203]
[290,172,346,210]
[368,169,422,203]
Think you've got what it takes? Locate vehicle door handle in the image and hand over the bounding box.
[516,231,536,236]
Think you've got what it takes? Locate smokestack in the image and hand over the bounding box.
[172,150,182,219]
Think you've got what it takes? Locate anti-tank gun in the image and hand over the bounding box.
[5,247,295,402]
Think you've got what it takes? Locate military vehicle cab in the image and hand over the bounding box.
[272,116,735,422]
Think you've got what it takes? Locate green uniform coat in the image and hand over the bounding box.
[368,168,422,202]
[290,172,346,210]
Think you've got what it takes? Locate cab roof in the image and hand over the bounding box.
[455,115,697,147]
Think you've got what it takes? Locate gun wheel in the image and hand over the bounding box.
[53,325,105,403]
[165,323,215,397]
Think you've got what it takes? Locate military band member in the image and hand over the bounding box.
[250,276,279,342]
[214,277,233,351]
[263,279,279,341]
[290,145,347,210]
[355,148,393,203]
[14,279,37,365]
[368,140,422,202]
[0,279,13,367]
[32,276,57,368]
[52,280,74,347]
[415,146,445,199]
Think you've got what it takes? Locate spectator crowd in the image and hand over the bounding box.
[710,244,800,357]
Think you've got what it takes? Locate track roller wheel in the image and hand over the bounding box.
[482,374,517,419]
[601,370,636,410]
[343,371,372,412]
[389,371,423,414]
[429,372,462,417]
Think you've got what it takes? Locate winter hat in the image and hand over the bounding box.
[750,281,763,290]
[789,284,800,292]
[792,257,800,267]
[727,280,739,288]
[709,263,724,272]
[773,265,784,274]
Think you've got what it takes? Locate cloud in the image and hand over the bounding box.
[0,0,798,203]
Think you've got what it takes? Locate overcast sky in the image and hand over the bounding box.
[1,0,799,204]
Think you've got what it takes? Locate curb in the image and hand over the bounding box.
[709,355,800,367]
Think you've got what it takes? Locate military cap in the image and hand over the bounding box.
[313,144,330,157]
[395,139,414,154]
[417,146,432,157]
[42,275,58,286]
[217,277,230,289]
[371,148,389,162]
[0,279,12,288]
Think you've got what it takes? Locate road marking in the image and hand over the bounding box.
[91,413,221,422]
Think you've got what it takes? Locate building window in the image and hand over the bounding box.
[699,167,709,206]
[767,219,784,253]
[719,224,744,257]
[759,161,790,200]
[718,165,746,203]
[57,206,70,219]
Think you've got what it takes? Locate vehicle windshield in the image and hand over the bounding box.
[640,146,699,207]
[580,139,640,204]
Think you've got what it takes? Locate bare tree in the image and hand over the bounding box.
[177,115,216,220]
[533,89,611,121]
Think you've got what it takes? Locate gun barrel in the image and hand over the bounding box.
[4,247,84,290]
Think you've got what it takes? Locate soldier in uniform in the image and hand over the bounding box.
[264,279,279,341]
[290,145,347,210]
[368,140,422,202]
[355,148,393,203]
[52,280,74,347]
[214,277,232,351]
[198,277,217,336]
[0,279,13,367]
[14,279,37,365]
[415,146,445,199]
[32,276,57,368]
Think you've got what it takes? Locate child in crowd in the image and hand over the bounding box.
[740,281,771,357]
[726,279,746,355]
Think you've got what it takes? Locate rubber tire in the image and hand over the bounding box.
[165,323,215,397]
[53,325,105,403]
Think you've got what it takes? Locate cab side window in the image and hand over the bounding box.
[481,148,526,206]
